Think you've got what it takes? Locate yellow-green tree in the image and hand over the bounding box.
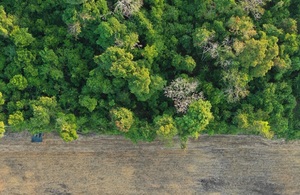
[110,107,134,132]
[154,114,177,143]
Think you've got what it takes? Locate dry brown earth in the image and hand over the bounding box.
[0,132,299,195]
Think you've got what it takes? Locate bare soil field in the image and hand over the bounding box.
[0,132,300,195]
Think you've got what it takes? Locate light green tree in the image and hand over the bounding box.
[9,74,28,90]
[56,112,78,142]
[8,111,24,127]
[0,6,15,37]
[154,114,177,143]
[10,27,35,47]
[0,92,5,105]
[128,67,151,101]
[176,99,214,139]
[0,121,5,138]
[94,46,136,78]
[110,107,134,132]
[253,120,274,139]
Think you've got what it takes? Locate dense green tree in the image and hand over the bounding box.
[0,0,299,144]
[79,95,98,112]
[94,17,127,49]
[176,99,214,140]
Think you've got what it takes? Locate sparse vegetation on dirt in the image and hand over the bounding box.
[0,133,299,194]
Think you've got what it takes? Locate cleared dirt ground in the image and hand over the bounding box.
[0,132,300,195]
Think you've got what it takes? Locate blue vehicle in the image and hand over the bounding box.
[31,133,43,142]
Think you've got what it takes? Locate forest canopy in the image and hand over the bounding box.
[0,0,299,145]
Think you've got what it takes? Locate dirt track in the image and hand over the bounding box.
[0,132,300,195]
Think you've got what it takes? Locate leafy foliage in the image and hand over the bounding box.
[56,112,78,142]
[154,114,177,143]
[0,121,4,138]
[176,99,214,139]
[0,0,299,144]
[110,107,134,132]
